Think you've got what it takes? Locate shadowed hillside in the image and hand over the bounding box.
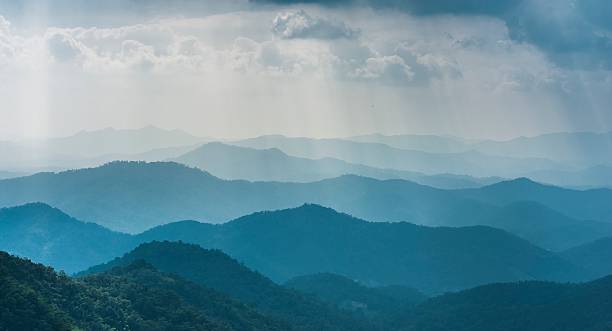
[79,241,374,331]
[285,273,427,319]
[0,251,287,331]
[137,204,586,293]
[0,203,135,273]
[398,275,612,331]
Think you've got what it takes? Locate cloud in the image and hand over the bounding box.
[505,0,612,69]
[46,31,83,62]
[395,44,462,82]
[253,0,519,15]
[0,7,611,140]
[272,10,358,39]
[352,55,414,83]
[0,16,15,63]
[256,0,612,70]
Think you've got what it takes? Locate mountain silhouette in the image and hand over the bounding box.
[562,236,612,279]
[137,204,586,293]
[0,202,589,293]
[170,142,499,188]
[1,162,611,250]
[232,135,565,178]
[0,203,134,273]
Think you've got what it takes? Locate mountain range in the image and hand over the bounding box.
[170,142,501,188]
[232,135,567,178]
[347,131,612,166]
[4,239,612,331]
[457,178,612,223]
[284,273,427,319]
[397,275,612,331]
[78,241,373,331]
[0,126,206,171]
[0,202,134,273]
[233,133,612,187]
[0,202,593,294]
[0,249,291,331]
[0,126,612,188]
[0,161,610,251]
[4,128,612,189]
[525,165,612,189]
[561,237,612,279]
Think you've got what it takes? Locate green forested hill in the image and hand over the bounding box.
[285,273,427,319]
[79,241,373,331]
[399,276,612,331]
[0,251,287,331]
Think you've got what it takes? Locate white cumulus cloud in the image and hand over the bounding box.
[272,10,358,40]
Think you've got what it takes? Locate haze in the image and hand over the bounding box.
[1,0,611,141]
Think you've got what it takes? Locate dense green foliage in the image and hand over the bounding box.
[5,246,612,331]
[285,273,427,319]
[398,276,612,331]
[0,251,288,331]
[79,241,373,331]
[1,161,611,251]
[138,204,585,294]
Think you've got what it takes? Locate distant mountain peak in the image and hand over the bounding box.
[0,202,68,218]
[96,160,214,176]
[486,177,543,188]
[129,240,228,259]
[195,141,288,155]
[296,203,338,212]
[228,203,363,228]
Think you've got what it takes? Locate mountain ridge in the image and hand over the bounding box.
[0,202,589,293]
[2,161,612,250]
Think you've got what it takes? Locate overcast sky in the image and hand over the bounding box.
[0,0,611,140]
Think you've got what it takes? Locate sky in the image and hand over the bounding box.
[0,0,611,141]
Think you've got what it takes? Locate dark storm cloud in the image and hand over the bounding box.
[253,0,612,70]
[505,0,612,69]
[251,0,520,15]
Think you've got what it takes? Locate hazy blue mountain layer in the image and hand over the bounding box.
[526,165,612,189]
[1,202,588,293]
[0,162,610,251]
[171,142,500,188]
[0,203,135,273]
[457,177,612,223]
[232,135,566,178]
[348,131,612,166]
[562,237,612,279]
[0,126,206,171]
